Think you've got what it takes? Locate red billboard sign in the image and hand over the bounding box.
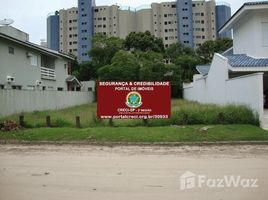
[97,81,171,119]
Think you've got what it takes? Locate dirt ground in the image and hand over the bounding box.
[0,144,268,200]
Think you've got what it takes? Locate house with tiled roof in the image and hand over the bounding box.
[183,1,268,129]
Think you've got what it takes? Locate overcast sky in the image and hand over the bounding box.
[0,0,262,44]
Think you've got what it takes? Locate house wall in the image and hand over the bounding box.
[0,38,69,90]
[0,89,94,117]
[0,39,41,89]
[233,10,268,58]
[183,53,264,126]
[226,73,264,124]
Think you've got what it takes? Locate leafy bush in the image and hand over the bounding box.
[168,104,259,126]
[52,118,72,128]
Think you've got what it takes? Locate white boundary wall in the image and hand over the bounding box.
[183,53,264,126]
[0,90,94,117]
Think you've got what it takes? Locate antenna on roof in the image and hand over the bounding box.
[0,18,14,26]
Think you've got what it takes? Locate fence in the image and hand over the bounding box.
[0,89,94,117]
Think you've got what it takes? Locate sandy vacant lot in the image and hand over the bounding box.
[0,144,268,200]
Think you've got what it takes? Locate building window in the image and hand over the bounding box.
[0,85,4,89]
[88,87,93,91]
[172,5,176,8]
[12,85,22,90]
[57,87,63,91]
[30,54,38,66]
[262,22,268,46]
[8,47,14,54]
[103,17,106,21]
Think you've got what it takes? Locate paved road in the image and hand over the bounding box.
[0,144,268,200]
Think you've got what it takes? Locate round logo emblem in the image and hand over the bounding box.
[126,92,142,108]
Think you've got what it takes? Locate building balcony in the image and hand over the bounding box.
[41,67,56,80]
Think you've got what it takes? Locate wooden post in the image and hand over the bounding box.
[46,116,51,127]
[109,118,113,127]
[19,115,24,127]
[143,119,148,127]
[76,116,81,128]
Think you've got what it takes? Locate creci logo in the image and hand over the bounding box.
[126,92,142,108]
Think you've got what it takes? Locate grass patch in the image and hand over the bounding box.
[0,125,267,142]
[0,99,259,128]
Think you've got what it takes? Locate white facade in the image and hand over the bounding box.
[184,2,268,128]
[220,4,268,58]
[0,26,73,91]
[184,54,264,125]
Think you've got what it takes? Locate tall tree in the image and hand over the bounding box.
[124,31,164,53]
[175,55,200,83]
[196,38,233,63]
[165,43,195,63]
[97,50,139,81]
[89,33,124,67]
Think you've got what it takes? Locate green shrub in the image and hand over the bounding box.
[52,118,72,128]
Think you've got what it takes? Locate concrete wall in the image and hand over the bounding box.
[0,26,29,42]
[233,10,268,58]
[118,10,136,38]
[226,73,264,125]
[183,53,264,126]
[0,89,94,117]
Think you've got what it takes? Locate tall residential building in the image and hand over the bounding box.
[47,11,59,51]
[192,0,217,48]
[216,2,231,38]
[78,0,95,63]
[47,0,227,62]
[177,0,194,48]
[59,7,78,56]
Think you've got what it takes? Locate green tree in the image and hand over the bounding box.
[97,50,139,81]
[165,64,182,97]
[75,62,97,81]
[196,38,233,62]
[165,43,195,63]
[125,31,164,52]
[89,33,124,67]
[135,51,166,81]
[175,55,200,82]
